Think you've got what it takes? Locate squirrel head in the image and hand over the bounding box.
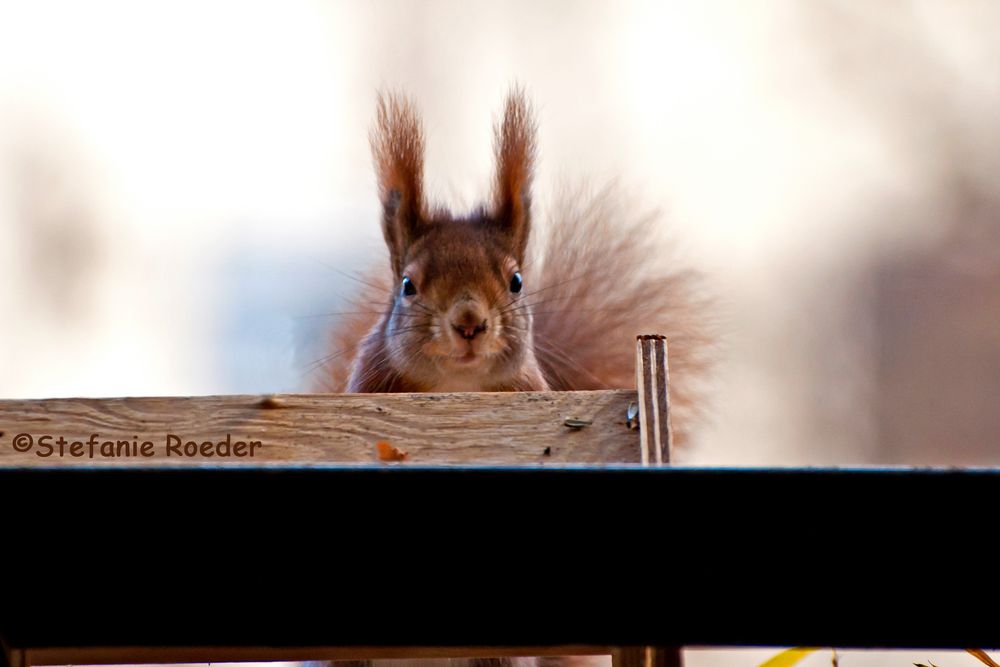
[366,88,543,391]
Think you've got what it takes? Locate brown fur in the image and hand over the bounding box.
[371,92,427,277]
[528,184,715,445]
[315,88,714,444]
[492,86,536,263]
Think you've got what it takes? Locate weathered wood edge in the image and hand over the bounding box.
[0,390,640,467]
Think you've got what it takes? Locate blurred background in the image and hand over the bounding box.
[0,1,998,663]
[3,0,997,466]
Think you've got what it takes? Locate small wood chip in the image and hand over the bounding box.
[376,441,408,462]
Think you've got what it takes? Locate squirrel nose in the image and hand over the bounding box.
[453,320,487,341]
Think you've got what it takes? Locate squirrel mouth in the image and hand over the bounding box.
[442,345,486,367]
[449,352,481,366]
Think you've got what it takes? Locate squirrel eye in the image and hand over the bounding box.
[401,276,417,297]
[509,272,523,294]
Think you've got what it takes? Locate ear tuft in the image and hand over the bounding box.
[371,91,426,277]
[492,85,536,263]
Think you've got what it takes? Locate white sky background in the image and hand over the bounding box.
[0,0,998,468]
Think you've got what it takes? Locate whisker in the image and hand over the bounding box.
[300,317,430,378]
[497,294,577,316]
[516,270,591,301]
[294,310,422,320]
[330,265,393,294]
[531,335,611,389]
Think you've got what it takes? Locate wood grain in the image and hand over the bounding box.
[635,335,672,466]
[627,337,682,667]
[0,390,641,467]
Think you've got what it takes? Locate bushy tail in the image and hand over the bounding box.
[527,184,716,445]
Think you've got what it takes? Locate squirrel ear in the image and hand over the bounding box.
[491,86,536,263]
[371,91,427,277]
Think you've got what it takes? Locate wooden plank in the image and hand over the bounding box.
[631,336,682,667]
[0,390,638,467]
[652,338,673,461]
[635,338,653,465]
[635,336,671,465]
[24,646,612,665]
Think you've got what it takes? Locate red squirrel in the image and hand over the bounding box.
[319,88,713,443]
